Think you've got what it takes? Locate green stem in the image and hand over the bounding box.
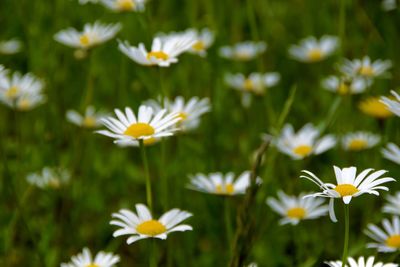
[150,239,157,267]
[139,140,152,210]
[224,197,233,252]
[341,204,350,267]
[338,0,346,54]
[82,52,94,110]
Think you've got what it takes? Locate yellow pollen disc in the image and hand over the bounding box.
[334,184,359,197]
[192,41,205,51]
[178,112,188,121]
[48,179,61,189]
[307,49,323,62]
[79,34,91,47]
[18,99,31,110]
[293,145,312,157]
[338,82,349,95]
[348,139,368,151]
[116,0,135,10]
[359,98,393,119]
[243,79,254,91]
[6,86,19,98]
[147,51,169,61]
[82,116,97,128]
[215,183,235,195]
[124,123,155,138]
[358,65,374,76]
[86,263,100,267]
[235,52,251,60]
[386,235,400,248]
[287,207,306,219]
[143,137,157,145]
[136,220,167,236]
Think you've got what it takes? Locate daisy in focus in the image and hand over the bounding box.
[54,21,121,50]
[266,191,328,225]
[301,166,395,222]
[118,35,196,67]
[359,96,393,119]
[382,143,400,165]
[340,56,392,78]
[110,203,193,244]
[97,105,181,146]
[225,72,280,95]
[145,96,211,131]
[60,247,119,267]
[365,216,400,252]
[381,91,400,117]
[66,106,106,129]
[321,76,369,95]
[325,256,397,267]
[274,123,336,160]
[100,0,147,12]
[0,39,22,55]
[288,35,338,63]
[187,171,260,196]
[219,41,266,61]
[342,132,380,151]
[26,167,70,189]
[383,192,400,216]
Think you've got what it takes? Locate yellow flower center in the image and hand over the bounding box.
[124,123,155,138]
[136,220,167,236]
[334,184,359,197]
[116,0,135,10]
[79,34,91,47]
[338,82,349,95]
[82,116,97,128]
[386,235,400,248]
[215,183,235,195]
[235,51,251,60]
[348,139,368,151]
[243,79,254,91]
[48,179,61,189]
[86,263,100,267]
[192,41,205,51]
[307,48,323,62]
[178,112,188,121]
[147,51,169,61]
[18,99,31,110]
[358,65,374,76]
[359,98,393,119]
[287,207,306,219]
[6,86,19,98]
[143,137,157,145]
[293,145,312,157]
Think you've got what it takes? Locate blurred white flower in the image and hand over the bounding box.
[289,35,338,63]
[66,106,106,128]
[78,0,100,4]
[0,39,22,55]
[321,75,369,95]
[325,256,397,267]
[60,247,119,267]
[382,0,397,11]
[185,28,215,57]
[381,91,400,117]
[383,192,400,216]
[382,143,400,165]
[340,56,392,78]
[27,167,70,189]
[219,41,266,61]
[342,132,380,151]
[365,216,400,253]
[225,72,280,95]
[100,0,147,12]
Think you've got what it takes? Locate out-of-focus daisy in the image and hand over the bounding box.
[365,216,400,253]
[54,21,121,50]
[340,56,392,78]
[110,203,193,244]
[383,192,400,216]
[225,72,280,95]
[185,28,214,57]
[342,132,380,151]
[13,92,46,111]
[325,256,397,267]
[118,35,196,67]
[26,167,70,189]
[78,0,100,4]
[97,105,181,146]
[60,247,119,267]
[274,123,336,160]
[66,106,106,129]
[359,96,393,119]
[187,171,260,196]
[145,96,211,131]
[301,166,395,222]
[321,76,369,95]
[100,0,147,12]
[0,39,22,55]
[288,35,338,63]
[382,0,397,11]
[382,143,400,165]
[266,191,328,225]
[219,41,266,61]
[247,263,258,267]
[381,91,400,117]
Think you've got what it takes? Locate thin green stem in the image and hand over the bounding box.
[224,197,233,253]
[139,140,152,210]
[341,204,350,267]
[81,52,94,110]
[150,239,157,267]
[338,0,346,54]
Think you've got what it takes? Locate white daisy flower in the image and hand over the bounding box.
[110,203,193,244]
[288,35,338,63]
[342,132,380,151]
[185,28,215,57]
[27,167,70,189]
[97,105,181,146]
[267,191,329,225]
[13,92,46,111]
[66,106,106,129]
[54,21,121,50]
[0,39,22,55]
[187,171,261,196]
[100,0,146,12]
[381,91,400,117]
[118,35,196,67]
[340,56,392,78]
[145,96,211,131]
[359,96,393,119]
[321,76,369,95]
[365,216,400,253]
[382,143,400,165]
[219,41,266,61]
[383,192,400,216]
[274,123,336,160]
[60,247,119,267]
[247,263,258,267]
[225,72,280,95]
[382,0,397,11]
[325,256,397,267]
[301,166,395,222]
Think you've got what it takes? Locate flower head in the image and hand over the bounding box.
[381,91,400,117]
[267,191,328,225]
[340,56,392,78]
[359,96,393,119]
[225,72,280,95]
[219,41,266,61]
[100,0,147,12]
[110,204,193,244]
[27,167,70,189]
[289,35,338,63]
[383,192,400,216]
[365,216,400,253]
[325,256,397,267]
[342,132,380,151]
[382,143,400,165]
[60,247,119,267]
[322,76,369,95]
[0,39,22,55]
[67,106,106,129]
[185,28,215,57]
